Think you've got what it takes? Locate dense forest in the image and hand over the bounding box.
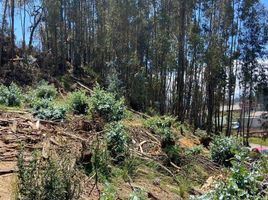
[0,0,268,199]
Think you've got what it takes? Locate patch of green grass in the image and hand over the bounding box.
[249,137,268,146]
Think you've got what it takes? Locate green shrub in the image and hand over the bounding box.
[90,85,126,122]
[164,144,181,165]
[145,116,180,164]
[0,83,22,106]
[33,81,57,99]
[100,182,117,200]
[210,136,242,166]
[196,158,268,200]
[31,98,66,121]
[144,115,176,135]
[129,188,148,200]
[185,145,204,156]
[18,151,81,200]
[160,128,176,148]
[123,155,140,178]
[106,122,128,163]
[69,90,89,114]
[91,148,112,181]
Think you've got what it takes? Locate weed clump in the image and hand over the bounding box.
[210,136,242,166]
[31,98,66,121]
[129,188,148,200]
[100,182,117,200]
[185,145,204,156]
[144,115,176,135]
[90,85,126,122]
[106,122,129,163]
[196,155,268,200]
[0,83,22,106]
[33,81,57,99]
[18,151,81,200]
[145,116,180,165]
[68,90,89,114]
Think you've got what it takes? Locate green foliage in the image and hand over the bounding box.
[194,128,207,138]
[144,115,176,135]
[122,155,140,178]
[31,98,66,121]
[90,85,126,122]
[68,90,89,114]
[145,116,180,164]
[0,83,22,106]
[185,145,204,156]
[129,189,148,200]
[196,156,268,200]
[106,122,128,163]
[106,67,123,97]
[92,148,112,181]
[33,81,57,99]
[210,136,242,166]
[100,182,117,200]
[18,150,81,200]
[163,144,181,165]
[160,128,176,148]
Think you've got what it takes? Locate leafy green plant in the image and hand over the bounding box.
[31,98,66,121]
[144,115,176,135]
[185,145,204,156]
[90,85,126,122]
[129,188,148,200]
[106,122,128,163]
[196,156,268,200]
[91,148,112,181]
[145,116,180,164]
[160,128,176,148]
[100,182,117,200]
[18,150,81,200]
[123,155,140,178]
[210,136,242,166]
[163,144,181,165]
[32,81,57,99]
[106,67,124,97]
[0,83,22,106]
[68,90,89,114]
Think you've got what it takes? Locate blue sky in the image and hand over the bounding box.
[0,0,268,45]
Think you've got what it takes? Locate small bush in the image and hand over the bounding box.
[91,148,112,180]
[90,85,126,122]
[129,188,148,200]
[31,98,66,121]
[160,128,176,149]
[145,116,180,164]
[69,90,89,114]
[144,115,176,135]
[100,182,117,200]
[0,83,22,106]
[123,155,140,178]
[33,81,57,99]
[210,136,242,166]
[106,122,128,163]
[18,151,81,200]
[185,145,204,156]
[196,157,268,200]
[164,144,181,165]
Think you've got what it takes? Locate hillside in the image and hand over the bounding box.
[0,82,267,200]
[0,103,221,200]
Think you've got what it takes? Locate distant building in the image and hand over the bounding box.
[240,111,268,129]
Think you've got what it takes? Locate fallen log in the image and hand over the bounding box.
[0,169,18,175]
